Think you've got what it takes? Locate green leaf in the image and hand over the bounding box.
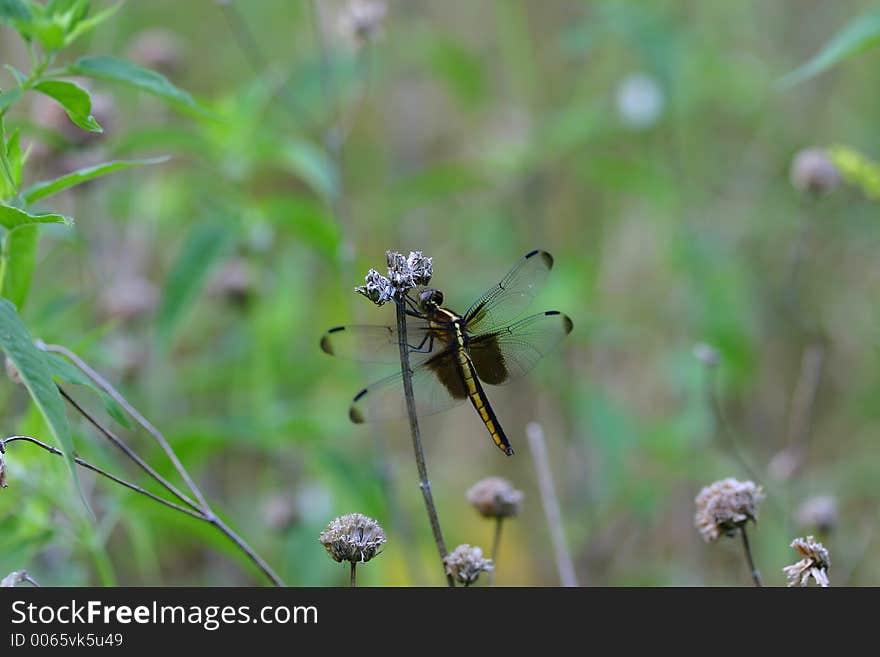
[0,298,90,515]
[0,203,73,230]
[7,129,22,190]
[22,156,170,205]
[0,0,31,23]
[0,88,23,112]
[44,351,132,429]
[1,225,37,307]
[280,140,340,202]
[63,2,121,47]
[156,220,234,350]
[779,9,880,88]
[33,79,102,133]
[69,56,213,117]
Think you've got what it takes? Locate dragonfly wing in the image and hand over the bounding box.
[463,249,555,333]
[320,322,451,364]
[349,349,469,423]
[468,311,573,385]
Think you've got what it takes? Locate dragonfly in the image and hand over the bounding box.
[320,249,573,456]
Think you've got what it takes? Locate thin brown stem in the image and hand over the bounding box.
[488,517,503,586]
[703,367,763,484]
[56,386,200,512]
[1,436,205,520]
[526,422,578,587]
[350,562,357,588]
[740,525,763,587]
[395,301,454,587]
[42,343,209,511]
[37,344,284,586]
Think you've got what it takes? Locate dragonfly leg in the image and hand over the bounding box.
[407,333,435,354]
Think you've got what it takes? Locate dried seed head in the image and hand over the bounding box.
[5,357,23,385]
[694,478,765,543]
[790,148,840,195]
[319,513,386,564]
[354,268,394,306]
[337,0,387,49]
[406,251,433,286]
[1,571,28,587]
[794,495,838,535]
[444,544,493,586]
[692,342,719,367]
[466,476,524,519]
[386,250,416,290]
[783,536,830,587]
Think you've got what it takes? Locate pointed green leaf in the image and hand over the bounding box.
[69,56,214,117]
[23,156,170,205]
[0,298,90,514]
[156,221,234,351]
[33,79,102,132]
[1,225,37,308]
[63,2,121,47]
[0,88,23,112]
[7,129,22,190]
[0,203,73,230]
[779,9,880,88]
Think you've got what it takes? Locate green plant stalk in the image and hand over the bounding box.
[0,113,17,194]
[488,517,503,586]
[395,301,455,587]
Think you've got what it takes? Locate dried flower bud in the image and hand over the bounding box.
[406,251,433,286]
[790,148,840,195]
[692,342,719,367]
[0,450,7,489]
[466,476,523,518]
[694,478,765,542]
[127,28,186,76]
[319,513,386,564]
[386,250,415,290]
[444,544,493,586]
[794,495,838,535]
[262,493,298,532]
[0,570,33,587]
[5,357,23,385]
[783,535,830,587]
[337,0,387,49]
[354,268,394,306]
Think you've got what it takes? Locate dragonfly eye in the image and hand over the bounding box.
[418,289,443,310]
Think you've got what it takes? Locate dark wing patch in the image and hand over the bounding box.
[468,310,572,385]
[467,334,509,385]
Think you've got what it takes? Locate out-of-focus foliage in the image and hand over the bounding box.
[1,0,880,587]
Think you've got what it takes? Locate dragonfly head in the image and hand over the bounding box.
[417,288,444,313]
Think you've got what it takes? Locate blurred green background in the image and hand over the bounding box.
[2,0,879,586]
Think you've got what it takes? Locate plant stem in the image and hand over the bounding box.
[740,525,763,587]
[488,517,503,586]
[703,366,762,484]
[36,343,284,587]
[0,436,204,519]
[395,301,454,587]
[526,422,578,587]
[350,562,357,588]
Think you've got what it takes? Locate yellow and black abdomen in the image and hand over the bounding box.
[454,323,514,456]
